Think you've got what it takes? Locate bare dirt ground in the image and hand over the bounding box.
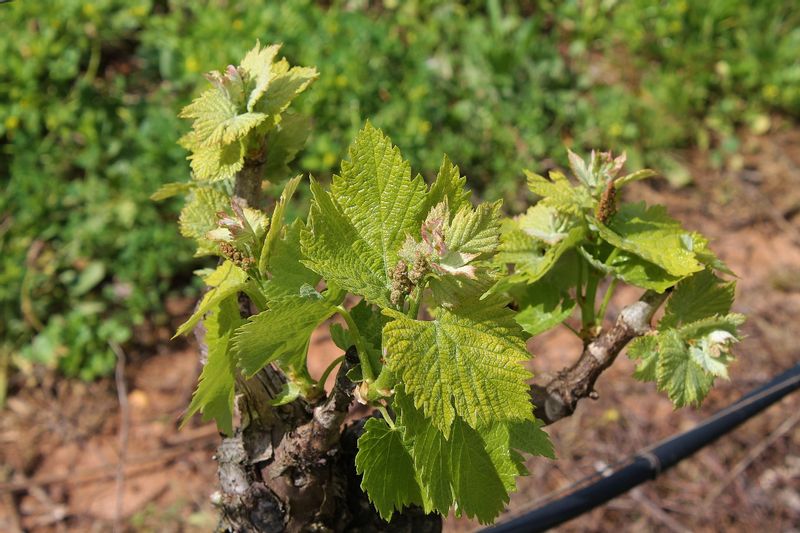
[1,126,799,532]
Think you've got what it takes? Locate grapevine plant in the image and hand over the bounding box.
[158,43,744,528]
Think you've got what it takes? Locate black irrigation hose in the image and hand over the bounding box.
[485,362,800,533]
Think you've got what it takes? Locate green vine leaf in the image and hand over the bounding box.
[181,296,243,436]
[661,269,736,329]
[512,282,575,337]
[259,175,302,277]
[382,304,533,434]
[232,284,342,378]
[302,123,428,307]
[174,261,248,338]
[525,169,592,215]
[595,202,703,278]
[355,418,423,521]
[394,388,553,523]
[630,314,745,406]
[422,155,471,218]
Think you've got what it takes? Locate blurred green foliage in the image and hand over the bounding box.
[1,0,798,383]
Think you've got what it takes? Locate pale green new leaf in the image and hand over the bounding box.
[188,138,245,182]
[232,286,340,377]
[656,329,715,407]
[355,418,422,521]
[303,124,428,306]
[239,42,281,111]
[423,155,471,216]
[491,223,585,295]
[445,201,502,255]
[383,305,533,433]
[628,334,659,382]
[517,203,573,245]
[263,113,311,181]
[174,261,248,338]
[595,203,703,277]
[179,186,229,255]
[182,296,243,436]
[150,181,192,201]
[525,170,592,215]
[661,269,735,329]
[255,64,319,117]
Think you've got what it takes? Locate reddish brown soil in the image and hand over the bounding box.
[1,127,799,532]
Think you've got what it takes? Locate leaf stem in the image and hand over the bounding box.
[406,278,428,319]
[377,404,396,429]
[575,254,585,308]
[563,321,582,338]
[335,305,375,382]
[582,271,599,330]
[597,278,618,322]
[316,355,345,389]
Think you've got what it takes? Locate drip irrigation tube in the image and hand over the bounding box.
[485,362,800,533]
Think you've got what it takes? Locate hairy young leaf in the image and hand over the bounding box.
[355,418,422,521]
[655,329,716,407]
[525,170,592,215]
[186,137,246,182]
[254,61,319,117]
[423,155,471,215]
[383,305,533,433]
[179,186,229,255]
[182,297,243,435]
[174,261,248,338]
[445,201,502,256]
[239,41,281,111]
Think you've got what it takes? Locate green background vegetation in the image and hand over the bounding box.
[1,0,798,384]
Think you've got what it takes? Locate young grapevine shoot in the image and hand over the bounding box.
[155,43,744,525]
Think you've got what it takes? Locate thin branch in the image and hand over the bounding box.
[531,289,671,425]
